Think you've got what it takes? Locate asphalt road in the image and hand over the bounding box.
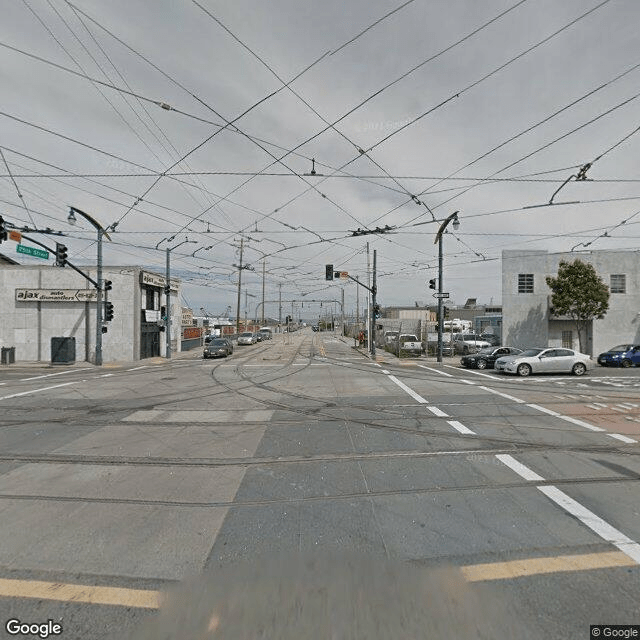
[0,330,638,639]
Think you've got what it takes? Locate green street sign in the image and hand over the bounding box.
[17,244,49,260]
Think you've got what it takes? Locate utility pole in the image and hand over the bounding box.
[278,283,282,331]
[356,275,359,327]
[371,249,377,357]
[235,237,243,335]
[367,242,371,354]
[341,287,344,336]
[261,259,265,324]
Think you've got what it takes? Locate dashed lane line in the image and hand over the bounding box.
[496,454,640,564]
[443,365,498,379]
[478,386,526,404]
[608,433,637,444]
[447,420,475,435]
[386,375,428,404]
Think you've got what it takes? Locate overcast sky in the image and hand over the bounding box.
[1,0,639,319]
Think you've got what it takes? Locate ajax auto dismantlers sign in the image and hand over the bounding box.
[15,289,98,302]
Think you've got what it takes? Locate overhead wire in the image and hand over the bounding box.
[0,147,36,226]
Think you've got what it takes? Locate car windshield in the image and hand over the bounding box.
[401,336,418,342]
[462,335,480,340]
[609,344,632,352]
[520,348,544,357]
[478,347,494,354]
[240,332,253,337]
[211,340,227,346]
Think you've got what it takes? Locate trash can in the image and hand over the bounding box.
[1,347,15,365]
[51,337,76,364]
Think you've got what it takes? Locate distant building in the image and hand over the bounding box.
[502,249,640,355]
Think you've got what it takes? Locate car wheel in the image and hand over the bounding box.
[517,363,531,377]
[572,362,586,376]
[621,359,632,368]
[476,359,487,370]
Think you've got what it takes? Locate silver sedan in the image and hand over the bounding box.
[495,347,592,377]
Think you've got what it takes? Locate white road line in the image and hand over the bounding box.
[556,415,604,432]
[592,402,608,408]
[443,365,498,379]
[496,455,640,565]
[0,383,5,386]
[460,379,477,385]
[495,454,545,481]
[125,366,148,371]
[480,386,526,404]
[382,369,390,374]
[617,404,636,410]
[386,375,428,404]
[586,404,603,410]
[538,486,640,564]
[426,405,449,417]
[20,368,91,382]
[526,403,560,416]
[99,373,114,378]
[0,381,78,400]
[608,433,637,444]
[447,420,475,435]
[417,365,453,377]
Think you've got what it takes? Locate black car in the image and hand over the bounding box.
[460,346,522,369]
[203,338,233,359]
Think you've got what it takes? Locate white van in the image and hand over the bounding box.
[258,327,273,340]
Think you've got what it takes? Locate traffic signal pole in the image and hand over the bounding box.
[437,232,443,363]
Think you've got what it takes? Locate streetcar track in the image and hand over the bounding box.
[0,472,637,509]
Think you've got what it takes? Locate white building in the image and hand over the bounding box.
[502,249,640,355]
[0,261,181,363]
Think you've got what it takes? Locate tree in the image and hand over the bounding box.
[545,259,609,353]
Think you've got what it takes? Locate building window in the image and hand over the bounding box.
[562,331,573,349]
[610,274,626,294]
[518,274,534,293]
[144,287,155,310]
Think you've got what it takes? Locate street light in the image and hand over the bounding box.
[68,206,111,366]
[433,211,460,363]
[164,237,196,359]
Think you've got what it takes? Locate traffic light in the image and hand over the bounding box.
[104,301,114,322]
[373,303,381,319]
[443,306,449,319]
[428,278,437,290]
[55,243,68,266]
[0,216,6,243]
[325,264,334,281]
[103,280,112,292]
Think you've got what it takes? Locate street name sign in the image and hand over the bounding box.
[432,292,450,298]
[16,244,48,259]
[15,289,97,302]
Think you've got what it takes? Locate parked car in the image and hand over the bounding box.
[312,325,319,332]
[453,333,491,355]
[395,334,423,357]
[495,348,592,377]
[203,338,233,359]
[597,344,640,368]
[237,331,257,345]
[424,332,455,357]
[479,333,501,346]
[460,346,522,370]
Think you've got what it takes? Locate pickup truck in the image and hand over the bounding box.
[396,334,423,357]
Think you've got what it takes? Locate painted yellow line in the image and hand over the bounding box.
[461,551,635,582]
[0,578,160,609]
[0,552,633,608]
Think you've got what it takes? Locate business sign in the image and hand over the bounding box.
[15,289,97,302]
[17,244,49,259]
[8,230,22,242]
[140,271,178,291]
[144,309,161,322]
[338,271,349,280]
